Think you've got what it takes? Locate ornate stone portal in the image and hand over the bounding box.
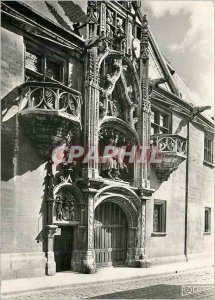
[43,1,153,275]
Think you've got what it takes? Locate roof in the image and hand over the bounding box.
[149,29,214,122]
[18,0,87,33]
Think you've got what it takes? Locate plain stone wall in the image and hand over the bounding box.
[147,162,186,259]
[1,25,46,279]
[147,114,214,262]
[1,26,24,98]
[186,123,214,256]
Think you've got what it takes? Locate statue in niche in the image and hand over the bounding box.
[106,24,113,40]
[55,193,76,221]
[100,136,118,180]
[99,59,122,118]
[108,97,120,117]
[127,86,133,99]
[99,99,106,119]
[101,59,122,98]
[69,199,75,221]
[99,134,129,181]
[55,195,63,221]
[114,18,126,52]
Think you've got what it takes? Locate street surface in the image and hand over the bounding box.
[3,267,214,299]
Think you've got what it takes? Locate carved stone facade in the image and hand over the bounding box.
[1,0,213,280]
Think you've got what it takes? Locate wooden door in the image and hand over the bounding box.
[54,226,73,272]
[94,202,127,267]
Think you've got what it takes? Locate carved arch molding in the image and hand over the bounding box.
[94,185,141,228]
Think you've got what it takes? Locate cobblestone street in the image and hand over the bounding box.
[3,267,214,300]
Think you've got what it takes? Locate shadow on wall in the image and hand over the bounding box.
[1,115,46,181]
[1,85,47,181]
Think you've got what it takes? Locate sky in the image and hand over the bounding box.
[142,0,214,115]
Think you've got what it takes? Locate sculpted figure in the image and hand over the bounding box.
[55,195,63,221]
[100,136,129,181]
[100,137,118,180]
[69,199,75,221]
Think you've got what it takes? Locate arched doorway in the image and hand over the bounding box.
[94,202,128,267]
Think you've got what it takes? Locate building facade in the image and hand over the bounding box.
[1,0,214,279]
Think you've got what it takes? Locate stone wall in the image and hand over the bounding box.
[1,25,46,279]
[187,123,214,256]
[147,114,214,262]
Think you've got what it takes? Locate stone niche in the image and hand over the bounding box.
[53,184,83,226]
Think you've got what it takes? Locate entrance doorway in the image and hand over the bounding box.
[94,202,127,267]
[54,226,73,272]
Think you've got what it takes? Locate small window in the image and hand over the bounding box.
[25,47,64,83]
[151,107,171,135]
[204,135,214,164]
[204,207,211,233]
[153,200,166,233]
[46,58,62,81]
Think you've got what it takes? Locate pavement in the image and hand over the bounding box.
[1,257,214,298]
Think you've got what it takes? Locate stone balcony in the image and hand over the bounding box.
[18,82,82,157]
[150,134,187,182]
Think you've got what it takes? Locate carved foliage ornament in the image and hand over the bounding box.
[140,15,149,60]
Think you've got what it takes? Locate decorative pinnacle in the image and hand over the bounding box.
[86,1,98,24]
[140,15,149,60]
[142,14,148,27]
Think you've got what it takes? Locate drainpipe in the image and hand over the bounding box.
[184,121,189,261]
[184,105,211,261]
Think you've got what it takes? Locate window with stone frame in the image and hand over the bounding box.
[204,207,211,233]
[151,106,172,135]
[25,45,66,83]
[204,134,214,165]
[153,200,166,233]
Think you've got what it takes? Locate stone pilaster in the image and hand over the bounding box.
[71,183,97,274]
[82,189,96,273]
[82,1,100,179]
[136,15,151,189]
[45,158,58,275]
[45,225,58,275]
[125,226,138,266]
[137,197,151,267]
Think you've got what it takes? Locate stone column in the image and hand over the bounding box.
[82,1,100,179]
[45,225,58,275]
[81,188,97,273]
[125,227,137,266]
[71,182,97,274]
[136,15,151,189]
[45,158,58,275]
[136,197,151,267]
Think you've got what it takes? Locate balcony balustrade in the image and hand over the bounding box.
[18,82,82,157]
[150,134,187,182]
